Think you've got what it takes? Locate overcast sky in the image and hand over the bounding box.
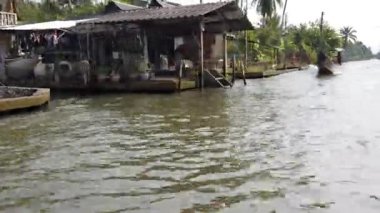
[172,0,380,53]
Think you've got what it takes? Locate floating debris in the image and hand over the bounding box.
[251,189,285,200]
[301,201,335,209]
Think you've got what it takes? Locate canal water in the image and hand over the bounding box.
[1,60,380,212]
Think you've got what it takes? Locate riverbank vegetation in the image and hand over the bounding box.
[375,52,380,60]
[343,41,373,62]
[245,20,342,64]
[233,0,373,64]
[340,26,373,61]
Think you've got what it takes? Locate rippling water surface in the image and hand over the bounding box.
[1,60,380,212]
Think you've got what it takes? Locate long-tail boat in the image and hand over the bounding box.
[317,12,343,76]
[317,51,334,75]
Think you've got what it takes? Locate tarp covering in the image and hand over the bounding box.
[0,19,95,31]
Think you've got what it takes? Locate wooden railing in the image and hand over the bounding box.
[0,11,17,26]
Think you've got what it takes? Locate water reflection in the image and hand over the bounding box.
[1,60,380,212]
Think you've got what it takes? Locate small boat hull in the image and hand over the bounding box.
[318,65,334,75]
[0,86,50,113]
[317,52,335,75]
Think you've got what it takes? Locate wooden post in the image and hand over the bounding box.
[154,37,160,71]
[91,36,96,60]
[223,33,227,77]
[244,1,249,76]
[86,32,90,60]
[242,63,247,86]
[232,54,236,84]
[276,48,279,65]
[199,22,204,89]
[78,35,82,60]
[245,31,248,70]
[178,60,183,91]
[240,59,247,86]
[143,30,149,66]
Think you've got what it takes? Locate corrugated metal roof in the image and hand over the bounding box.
[87,1,234,24]
[0,1,252,32]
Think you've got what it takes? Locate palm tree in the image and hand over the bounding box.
[251,0,283,21]
[340,26,357,48]
[281,0,288,29]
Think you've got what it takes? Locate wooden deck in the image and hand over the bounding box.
[236,67,307,79]
[128,78,196,93]
[5,78,197,93]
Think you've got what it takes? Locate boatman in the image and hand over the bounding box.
[337,51,342,65]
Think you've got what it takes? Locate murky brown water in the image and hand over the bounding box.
[1,60,380,212]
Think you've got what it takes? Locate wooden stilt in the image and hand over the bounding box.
[178,60,183,91]
[276,48,279,66]
[91,33,95,58]
[240,59,247,86]
[244,31,248,72]
[86,32,90,60]
[199,22,204,89]
[154,36,160,71]
[223,33,227,77]
[78,35,82,59]
[143,30,149,66]
[232,54,236,84]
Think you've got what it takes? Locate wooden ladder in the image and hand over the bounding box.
[205,70,232,88]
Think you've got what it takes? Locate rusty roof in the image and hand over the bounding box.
[87,1,238,24]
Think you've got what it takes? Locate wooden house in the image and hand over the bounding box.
[74,1,252,88]
[0,1,252,92]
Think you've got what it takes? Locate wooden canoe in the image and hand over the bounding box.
[0,87,50,113]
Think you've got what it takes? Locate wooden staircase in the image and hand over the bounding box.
[205,69,233,88]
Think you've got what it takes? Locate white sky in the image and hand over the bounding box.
[172,0,380,53]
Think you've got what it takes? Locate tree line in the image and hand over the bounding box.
[233,0,373,63]
[17,0,109,22]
